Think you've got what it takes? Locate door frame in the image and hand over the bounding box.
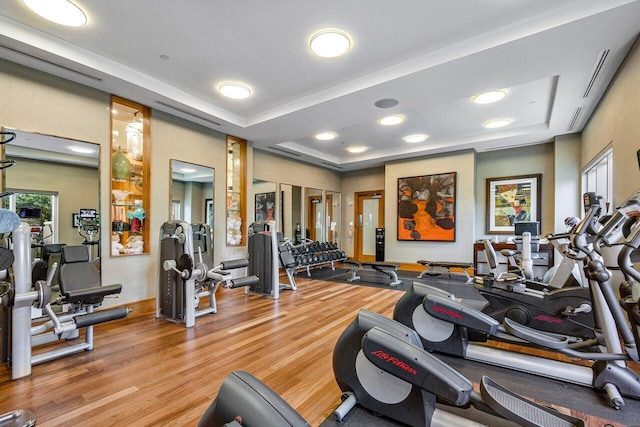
[354,190,384,261]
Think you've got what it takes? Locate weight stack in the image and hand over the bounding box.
[248,231,273,295]
[159,236,185,321]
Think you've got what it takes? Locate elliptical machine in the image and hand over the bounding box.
[473,207,601,340]
[333,309,585,426]
[394,189,640,409]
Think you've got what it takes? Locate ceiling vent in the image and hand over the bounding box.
[155,101,221,126]
[0,43,103,82]
[567,107,583,132]
[583,49,611,98]
[268,146,301,157]
[321,161,342,170]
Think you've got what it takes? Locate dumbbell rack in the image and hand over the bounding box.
[279,239,347,289]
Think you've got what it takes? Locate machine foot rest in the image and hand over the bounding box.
[74,306,129,328]
[228,275,260,289]
[503,318,569,350]
[480,376,585,427]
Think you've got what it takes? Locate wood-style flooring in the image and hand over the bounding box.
[0,273,636,426]
[0,275,403,426]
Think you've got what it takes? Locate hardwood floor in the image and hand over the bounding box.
[0,276,404,426]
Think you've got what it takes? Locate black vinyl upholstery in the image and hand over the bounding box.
[198,371,310,427]
[58,245,120,304]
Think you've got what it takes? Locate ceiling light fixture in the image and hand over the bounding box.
[23,0,87,27]
[314,132,337,141]
[310,29,352,58]
[347,146,367,153]
[403,134,428,143]
[219,82,252,99]
[180,167,196,173]
[69,146,94,154]
[378,114,405,126]
[483,118,512,129]
[473,90,507,104]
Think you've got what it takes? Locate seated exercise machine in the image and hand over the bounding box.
[333,309,585,426]
[6,217,129,380]
[393,196,640,409]
[417,260,474,283]
[158,220,258,327]
[344,260,402,287]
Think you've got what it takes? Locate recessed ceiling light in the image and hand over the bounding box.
[314,132,337,141]
[347,146,367,153]
[378,114,405,126]
[23,0,87,27]
[473,90,507,104]
[483,118,512,129]
[219,82,252,99]
[310,29,352,58]
[403,134,428,143]
[69,146,94,154]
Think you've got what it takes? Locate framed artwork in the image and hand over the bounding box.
[205,199,213,229]
[397,172,456,241]
[486,174,541,234]
[72,213,80,227]
[255,192,276,222]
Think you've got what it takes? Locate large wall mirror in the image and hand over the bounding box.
[279,184,302,244]
[170,159,214,237]
[305,187,324,242]
[327,191,341,245]
[1,128,100,263]
[252,179,277,224]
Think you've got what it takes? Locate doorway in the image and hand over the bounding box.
[354,190,384,261]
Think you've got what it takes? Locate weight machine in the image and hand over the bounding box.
[158,220,258,327]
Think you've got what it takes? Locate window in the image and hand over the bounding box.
[3,191,58,256]
[171,200,181,220]
[582,147,613,213]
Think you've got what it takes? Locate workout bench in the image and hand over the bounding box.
[416,260,473,283]
[344,260,402,287]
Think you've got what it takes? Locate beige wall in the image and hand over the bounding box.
[340,167,385,256]
[0,59,234,305]
[385,151,476,263]
[582,37,640,205]
[475,143,556,237]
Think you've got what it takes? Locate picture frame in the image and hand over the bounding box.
[486,174,541,234]
[397,172,456,241]
[72,213,80,227]
[255,192,276,222]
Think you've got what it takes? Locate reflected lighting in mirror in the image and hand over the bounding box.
[2,127,100,268]
[170,159,215,256]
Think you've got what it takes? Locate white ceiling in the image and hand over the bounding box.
[1,1,639,171]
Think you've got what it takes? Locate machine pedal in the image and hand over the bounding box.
[479,376,585,427]
[503,317,570,349]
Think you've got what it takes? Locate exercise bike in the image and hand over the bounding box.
[394,190,640,409]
